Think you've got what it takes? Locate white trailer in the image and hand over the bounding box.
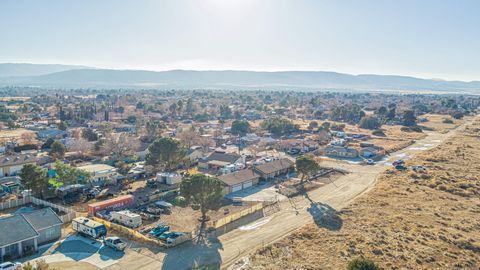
[111,210,142,228]
[72,217,107,239]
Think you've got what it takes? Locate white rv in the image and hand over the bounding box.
[111,210,142,228]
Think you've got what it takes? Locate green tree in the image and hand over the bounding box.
[261,117,299,136]
[347,258,380,270]
[49,141,66,159]
[58,121,68,131]
[296,156,320,184]
[359,116,381,130]
[82,128,98,141]
[180,174,224,221]
[19,164,48,198]
[402,110,417,126]
[41,138,55,149]
[231,120,250,136]
[52,161,91,186]
[146,137,187,172]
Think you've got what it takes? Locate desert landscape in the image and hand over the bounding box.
[244,117,480,269]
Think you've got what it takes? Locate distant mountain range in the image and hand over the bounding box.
[0,63,479,92]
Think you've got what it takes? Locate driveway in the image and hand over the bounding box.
[28,235,125,269]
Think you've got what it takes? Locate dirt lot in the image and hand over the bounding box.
[245,118,480,269]
[0,128,38,144]
[419,113,466,133]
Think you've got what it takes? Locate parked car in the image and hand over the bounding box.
[103,237,127,251]
[412,165,426,172]
[395,165,408,171]
[0,262,21,270]
[393,159,404,166]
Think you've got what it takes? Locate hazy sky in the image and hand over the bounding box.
[1,0,479,81]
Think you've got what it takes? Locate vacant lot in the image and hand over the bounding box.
[245,118,480,269]
[419,113,466,133]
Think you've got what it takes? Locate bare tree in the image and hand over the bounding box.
[102,133,140,160]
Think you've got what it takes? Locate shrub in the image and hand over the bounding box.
[347,257,380,270]
[372,129,386,137]
[442,118,454,124]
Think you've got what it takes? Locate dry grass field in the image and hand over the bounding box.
[419,114,466,134]
[245,119,480,270]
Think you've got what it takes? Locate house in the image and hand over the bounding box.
[218,169,260,194]
[198,151,243,172]
[324,146,358,158]
[254,158,294,180]
[0,176,22,194]
[36,128,67,139]
[359,146,386,159]
[77,164,120,186]
[21,208,63,246]
[0,154,37,177]
[0,207,63,261]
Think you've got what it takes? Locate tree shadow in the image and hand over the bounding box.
[304,191,343,231]
[161,220,223,270]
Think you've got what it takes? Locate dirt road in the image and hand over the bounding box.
[104,120,473,270]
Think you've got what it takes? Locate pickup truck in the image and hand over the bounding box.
[103,237,127,251]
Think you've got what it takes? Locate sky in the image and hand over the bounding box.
[1,0,479,81]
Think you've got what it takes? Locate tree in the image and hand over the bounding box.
[82,128,98,141]
[180,174,224,221]
[127,115,137,124]
[146,137,187,172]
[308,121,318,130]
[402,110,417,126]
[261,117,299,136]
[19,164,48,198]
[219,105,232,119]
[359,116,381,130]
[21,259,54,270]
[101,133,139,160]
[41,138,55,149]
[49,141,66,159]
[231,120,250,136]
[58,121,68,131]
[296,156,320,184]
[347,258,380,270]
[52,161,91,186]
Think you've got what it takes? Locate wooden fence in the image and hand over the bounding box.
[0,196,77,223]
[209,203,263,229]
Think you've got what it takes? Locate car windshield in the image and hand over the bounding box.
[113,239,122,244]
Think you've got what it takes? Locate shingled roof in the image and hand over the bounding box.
[218,169,259,186]
[254,158,294,175]
[0,215,39,247]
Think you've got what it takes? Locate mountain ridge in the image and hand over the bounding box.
[0,63,479,92]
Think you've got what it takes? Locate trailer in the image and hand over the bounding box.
[88,194,135,216]
[72,217,107,239]
[111,210,142,228]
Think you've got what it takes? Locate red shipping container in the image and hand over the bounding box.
[88,194,135,216]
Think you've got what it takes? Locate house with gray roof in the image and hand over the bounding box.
[0,207,63,261]
[198,151,243,173]
[0,154,38,178]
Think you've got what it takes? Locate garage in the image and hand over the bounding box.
[219,169,260,195]
[242,181,253,189]
[232,184,243,193]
